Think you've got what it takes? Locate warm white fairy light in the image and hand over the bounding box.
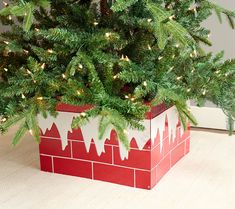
[169,66,174,71]
[202,89,207,95]
[172,54,175,58]
[158,56,163,60]
[130,97,135,102]
[147,19,152,23]
[113,75,118,79]
[143,81,147,86]
[35,28,40,32]
[27,69,32,75]
[3,1,8,6]
[37,97,43,101]
[77,90,81,95]
[62,74,66,79]
[80,112,86,117]
[225,73,229,77]
[4,68,8,72]
[94,21,99,26]
[147,44,152,50]
[175,43,180,48]
[169,15,175,20]
[23,49,29,54]
[125,95,129,99]
[105,32,112,38]
[215,70,220,74]
[29,129,33,135]
[8,15,12,20]
[120,55,130,62]
[176,76,182,80]
[41,63,46,69]
[78,64,83,69]
[1,118,7,122]
[123,129,129,134]
[47,49,53,53]
[3,41,9,45]
[21,94,26,99]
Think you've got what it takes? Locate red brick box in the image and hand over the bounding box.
[38,104,190,190]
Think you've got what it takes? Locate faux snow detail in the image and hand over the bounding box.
[38,106,183,160]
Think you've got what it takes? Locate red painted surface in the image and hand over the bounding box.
[39,104,190,190]
[135,170,151,190]
[171,142,185,167]
[54,157,92,179]
[114,147,151,170]
[40,155,53,172]
[39,138,71,158]
[72,141,113,164]
[93,163,134,187]
[156,154,171,182]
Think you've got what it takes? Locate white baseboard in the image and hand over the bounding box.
[190,106,234,130]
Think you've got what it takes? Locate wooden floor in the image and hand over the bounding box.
[0,127,235,209]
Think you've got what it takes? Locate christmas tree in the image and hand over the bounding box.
[0,0,235,149]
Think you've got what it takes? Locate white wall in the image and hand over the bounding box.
[203,0,235,59]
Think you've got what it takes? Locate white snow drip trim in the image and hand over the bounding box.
[38,106,184,160]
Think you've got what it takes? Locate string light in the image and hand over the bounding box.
[147,44,152,50]
[105,32,112,38]
[29,129,33,135]
[202,89,207,95]
[169,66,174,71]
[215,70,220,74]
[94,21,99,26]
[3,41,9,45]
[125,95,129,99]
[113,75,118,79]
[172,54,175,58]
[191,68,195,73]
[77,90,81,95]
[176,76,182,80]
[34,28,40,32]
[62,74,66,79]
[37,97,43,100]
[27,69,32,75]
[147,19,152,23]
[123,129,129,134]
[175,44,180,48]
[80,112,86,117]
[1,118,7,122]
[143,81,147,86]
[225,73,229,77]
[41,63,46,69]
[4,68,8,72]
[21,94,26,99]
[187,88,191,92]
[120,55,130,62]
[78,64,83,69]
[130,97,135,102]
[8,15,12,20]
[47,49,53,53]
[23,49,29,54]
[158,56,163,60]
[169,15,175,20]
[3,1,8,6]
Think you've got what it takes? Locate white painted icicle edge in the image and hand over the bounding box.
[38,106,183,160]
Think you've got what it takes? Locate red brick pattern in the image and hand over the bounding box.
[39,106,190,190]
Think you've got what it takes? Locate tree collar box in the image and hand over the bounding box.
[38,103,190,190]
